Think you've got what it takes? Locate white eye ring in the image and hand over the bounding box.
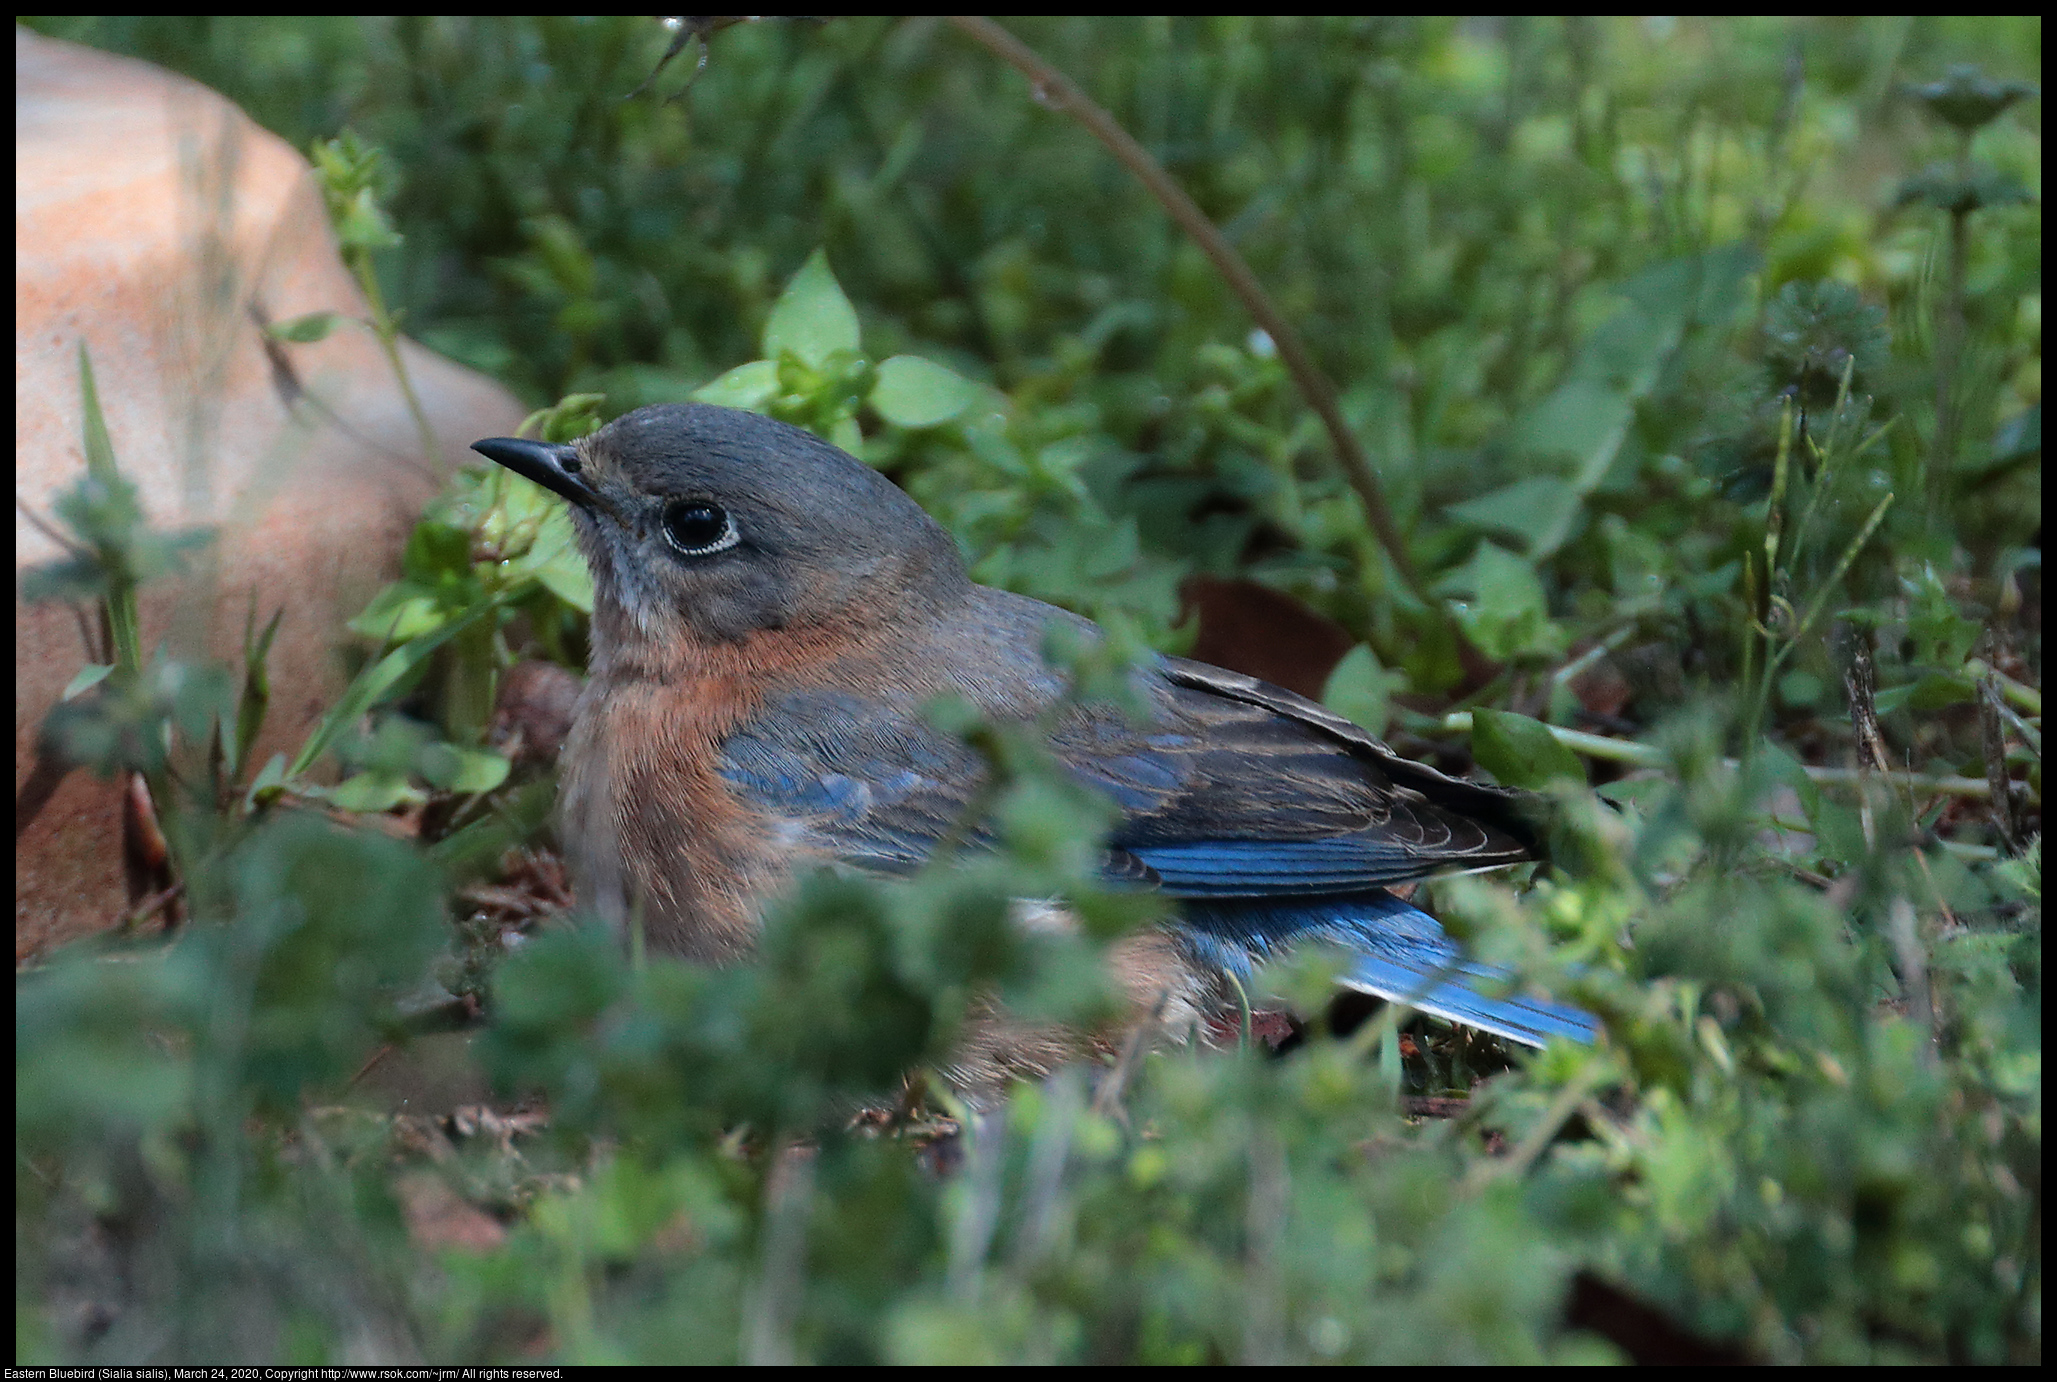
[661,500,740,557]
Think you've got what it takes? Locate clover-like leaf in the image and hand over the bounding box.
[1762,279,1889,404]
[763,249,861,369]
[518,392,607,445]
[1894,164,2034,216]
[326,770,422,814]
[1470,707,1586,790]
[1437,543,1567,662]
[872,355,983,429]
[1907,65,2039,132]
[1321,644,1404,739]
[418,743,511,795]
[691,359,779,410]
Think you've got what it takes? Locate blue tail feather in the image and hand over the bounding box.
[1174,889,1598,1048]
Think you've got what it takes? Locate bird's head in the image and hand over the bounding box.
[474,404,969,672]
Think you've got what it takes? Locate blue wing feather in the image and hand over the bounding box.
[1175,891,1598,1048]
[1121,838,1440,895]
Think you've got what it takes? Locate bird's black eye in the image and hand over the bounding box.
[661,500,739,557]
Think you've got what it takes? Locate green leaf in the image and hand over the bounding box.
[1445,476,1585,558]
[763,249,861,369]
[1595,774,1669,810]
[288,597,502,779]
[471,469,593,612]
[1515,379,1633,489]
[325,770,422,814]
[401,519,475,584]
[418,743,511,794]
[690,359,778,410]
[164,657,236,747]
[1992,842,2040,901]
[266,311,345,344]
[19,554,110,605]
[1613,245,1759,334]
[346,587,446,643]
[1321,644,1404,738]
[1471,707,1586,790]
[1905,671,1977,711]
[77,341,118,487]
[334,185,402,254]
[519,392,608,444]
[1437,543,1566,662]
[1894,164,2035,215]
[61,664,114,701]
[1762,279,1890,394]
[232,603,284,778]
[533,546,596,614]
[1777,669,1825,708]
[428,777,559,877]
[525,213,596,296]
[75,341,143,677]
[243,751,288,812]
[1901,562,1982,667]
[872,355,982,429]
[1907,65,2039,132]
[1567,305,1677,401]
[1871,681,1917,718]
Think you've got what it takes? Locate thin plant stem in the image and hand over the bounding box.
[743,1141,815,1365]
[1740,550,1758,735]
[1931,126,1973,518]
[1963,659,2041,717]
[1787,356,1858,572]
[1461,1058,1612,1192]
[1435,712,2010,800]
[1745,400,1796,750]
[344,247,439,468]
[945,17,1478,669]
[1785,490,1896,651]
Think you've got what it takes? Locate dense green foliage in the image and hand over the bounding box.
[17,17,2040,1364]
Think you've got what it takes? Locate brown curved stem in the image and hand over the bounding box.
[947,16,1490,680]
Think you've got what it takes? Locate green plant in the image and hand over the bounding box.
[268,131,440,465]
[21,347,258,898]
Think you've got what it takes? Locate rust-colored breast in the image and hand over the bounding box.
[561,615,909,962]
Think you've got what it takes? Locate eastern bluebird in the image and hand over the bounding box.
[472,404,1596,1090]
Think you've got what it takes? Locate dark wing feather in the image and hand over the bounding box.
[1056,658,1533,898]
[1155,658,1542,853]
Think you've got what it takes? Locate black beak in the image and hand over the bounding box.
[472,437,601,510]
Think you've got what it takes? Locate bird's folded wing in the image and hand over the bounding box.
[719,665,1531,891]
[716,665,1593,1046]
[717,686,985,871]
